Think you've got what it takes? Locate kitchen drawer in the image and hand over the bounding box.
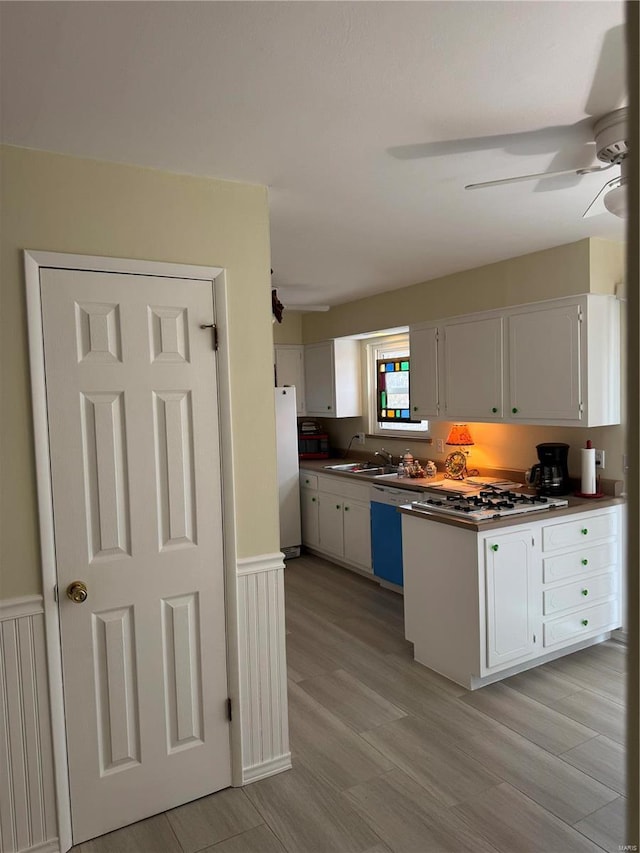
[300,471,318,491]
[543,571,616,615]
[317,474,371,503]
[542,540,617,584]
[543,599,619,648]
[542,511,617,552]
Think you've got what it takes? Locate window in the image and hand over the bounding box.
[366,335,429,437]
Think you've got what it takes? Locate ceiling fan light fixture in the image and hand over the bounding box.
[603,182,627,218]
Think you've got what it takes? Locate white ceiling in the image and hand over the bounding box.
[0,1,627,308]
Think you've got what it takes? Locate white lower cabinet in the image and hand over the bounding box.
[318,494,345,557]
[402,504,621,689]
[300,471,372,574]
[484,529,536,669]
[300,487,320,549]
[342,499,372,570]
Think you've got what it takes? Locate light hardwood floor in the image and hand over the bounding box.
[73,553,627,853]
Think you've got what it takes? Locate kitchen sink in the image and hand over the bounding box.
[323,462,397,476]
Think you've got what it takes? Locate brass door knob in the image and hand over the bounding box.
[66,581,88,603]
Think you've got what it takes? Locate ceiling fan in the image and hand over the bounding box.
[389,25,628,219]
[464,107,628,219]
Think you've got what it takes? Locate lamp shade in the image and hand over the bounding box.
[446,424,474,446]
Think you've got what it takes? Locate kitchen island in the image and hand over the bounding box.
[399,498,623,689]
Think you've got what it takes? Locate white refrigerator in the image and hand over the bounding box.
[275,387,301,558]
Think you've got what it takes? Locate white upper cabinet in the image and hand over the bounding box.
[507,295,620,426]
[408,324,439,418]
[441,315,503,421]
[409,294,620,427]
[304,339,362,418]
[507,303,581,422]
[274,344,306,415]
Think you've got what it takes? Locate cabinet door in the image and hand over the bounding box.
[409,325,439,418]
[300,489,320,549]
[318,493,344,556]
[343,500,372,572]
[485,530,536,669]
[304,342,335,416]
[275,345,305,415]
[441,316,503,420]
[508,304,581,422]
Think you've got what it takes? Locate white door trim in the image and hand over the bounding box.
[25,251,239,853]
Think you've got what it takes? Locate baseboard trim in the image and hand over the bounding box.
[236,553,285,576]
[241,753,292,785]
[18,840,60,853]
[0,594,44,621]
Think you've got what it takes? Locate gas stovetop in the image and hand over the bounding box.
[410,489,569,522]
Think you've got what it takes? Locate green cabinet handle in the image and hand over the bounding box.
[581,619,589,627]
[581,528,588,535]
[512,407,518,414]
[311,497,316,502]
[492,407,498,413]
[413,406,418,411]
[491,544,499,552]
[582,589,589,596]
[305,479,310,484]
[327,405,332,410]
[336,504,341,510]
[581,558,588,565]
[344,506,349,511]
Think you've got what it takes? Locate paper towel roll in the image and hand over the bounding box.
[581,447,596,494]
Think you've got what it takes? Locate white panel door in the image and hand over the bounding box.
[41,269,231,844]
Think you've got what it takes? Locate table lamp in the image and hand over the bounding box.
[444,424,474,480]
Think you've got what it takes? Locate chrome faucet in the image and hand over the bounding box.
[375,448,394,465]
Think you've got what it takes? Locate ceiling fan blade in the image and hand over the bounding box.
[583,175,622,218]
[584,24,627,117]
[389,124,581,161]
[465,162,613,191]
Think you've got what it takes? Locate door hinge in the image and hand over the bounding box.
[533,633,537,643]
[226,697,232,721]
[53,584,58,602]
[578,309,583,323]
[200,323,218,350]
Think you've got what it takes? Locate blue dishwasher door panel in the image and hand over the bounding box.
[370,501,403,586]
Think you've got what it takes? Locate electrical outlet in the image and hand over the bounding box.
[355,432,365,445]
[436,438,444,453]
[594,449,605,469]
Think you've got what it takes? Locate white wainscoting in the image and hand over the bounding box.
[236,553,291,783]
[1,554,291,851]
[0,598,58,853]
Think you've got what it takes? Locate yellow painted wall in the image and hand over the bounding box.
[303,238,627,484]
[272,310,303,344]
[302,240,596,342]
[1,145,277,599]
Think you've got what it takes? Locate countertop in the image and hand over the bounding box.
[300,457,624,532]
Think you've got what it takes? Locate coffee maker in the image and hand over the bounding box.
[527,443,571,496]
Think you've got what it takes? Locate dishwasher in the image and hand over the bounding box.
[370,483,416,587]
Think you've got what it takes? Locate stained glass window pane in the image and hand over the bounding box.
[376,356,418,423]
